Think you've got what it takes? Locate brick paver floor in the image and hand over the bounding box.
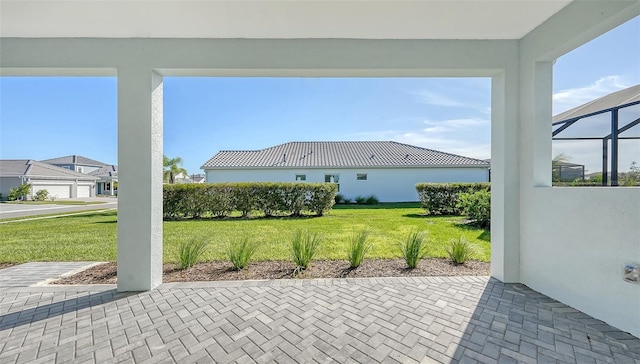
[0,274,639,363]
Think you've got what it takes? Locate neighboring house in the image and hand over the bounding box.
[172,173,206,184]
[90,165,118,195]
[191,174,206,183]
[42,155,118,196]
[202,141,490,202]
[553,162,585,182]
[0,160,98,199]
[173,172,191,184]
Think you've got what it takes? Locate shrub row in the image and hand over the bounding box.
[163,182,338,219]
[457,190,491,228]
[415,182,490,215]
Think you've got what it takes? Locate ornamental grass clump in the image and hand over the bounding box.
[227,236,259,270]
[178,236,209,270]
[446,236,475,265]
[399,230,429,269]
[291,230,321,274]
[347,230,372,268]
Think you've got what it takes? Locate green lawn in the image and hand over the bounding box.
[0,209,116,222]
[0,203,490,263]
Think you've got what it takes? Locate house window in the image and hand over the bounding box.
[357,173,367,180]
[295,174,306,181]
[76,167,83,173]
[324,174,339,183]
[62,166,70,170]
[325,174,340,191]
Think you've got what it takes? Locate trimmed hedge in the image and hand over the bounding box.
[163,182,337,219]
[457,190,491,228]
[415,183,490,215]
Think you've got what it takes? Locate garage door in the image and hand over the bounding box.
[77,185,91,198]
[34,185,71,199]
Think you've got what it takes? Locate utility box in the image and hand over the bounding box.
[622,263,640,284]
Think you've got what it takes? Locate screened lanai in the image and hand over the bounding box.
[553,84,640,185]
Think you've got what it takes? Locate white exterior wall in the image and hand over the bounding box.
[517,3,640,337]
[0,177,22,199]
[76,165,101,174]
[0,177,96,199]
[521,188,640,337]
[205,167,489,202]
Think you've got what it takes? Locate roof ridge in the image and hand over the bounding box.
[41,154,109,166]
[202,141,489,168]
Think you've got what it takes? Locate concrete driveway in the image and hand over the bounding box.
[0,197,117,219]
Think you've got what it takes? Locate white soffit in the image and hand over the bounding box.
[0,0,572,40]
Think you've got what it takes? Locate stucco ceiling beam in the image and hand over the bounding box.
[520,0,639,62]
[0,39,517,77]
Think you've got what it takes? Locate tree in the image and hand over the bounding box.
[8,183,31,201]
[163,155,188,184]
[622,161,640,186]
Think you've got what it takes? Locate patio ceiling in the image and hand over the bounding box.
[1,0,571,40]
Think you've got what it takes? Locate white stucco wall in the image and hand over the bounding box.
[204,167,489,202]
[516,4,640,337]
[0,177,22,199]
[520,187,640,337]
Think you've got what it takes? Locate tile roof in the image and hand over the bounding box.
[89,165,118,178]
[553,84,640,123]
[202,141,489,169]
[41,155,108,167]
[0,160,99,180]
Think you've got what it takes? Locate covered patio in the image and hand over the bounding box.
[0,270,639,362]
[1,0,638,359]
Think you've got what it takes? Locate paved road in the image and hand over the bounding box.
[0,198,117,219]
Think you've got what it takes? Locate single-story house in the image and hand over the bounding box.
[201,141,490,202]
[42,155,118,196]
[553,162,585,182]
[190,174,207,184]
[90,165,118,195]
[173,173,206,184]
[0,159,98,199]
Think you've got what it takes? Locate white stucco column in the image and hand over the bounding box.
[117,67,163,292]
[526,62,553,187]
[491,68,521,283]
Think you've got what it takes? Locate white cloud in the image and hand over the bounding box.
[423,126,453,133]
[348,118,491,160]
[423,118,489,128]
[553,76,630,114]
[413,90,468,108]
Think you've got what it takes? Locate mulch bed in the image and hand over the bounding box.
[52,258,490,285]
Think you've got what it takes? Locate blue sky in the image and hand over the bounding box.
[1,16,638,175]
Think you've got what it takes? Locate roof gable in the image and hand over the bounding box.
[0,160,98,180]
[89,165,118,177]
[41,155,108,167]
[202,141,489,169]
